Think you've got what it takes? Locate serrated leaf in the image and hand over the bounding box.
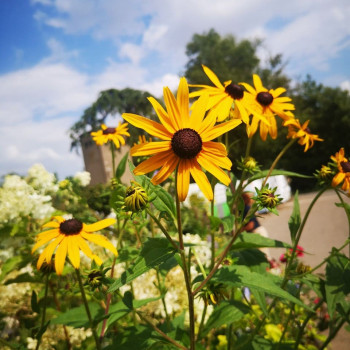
[129,161,176,219]
[108,238,177,292]
[232,232,291,250]
[212,265,312,310]
[116,152,129,181]
[325,252,350,318]
[288,191,300,242]
[201,300,250,335]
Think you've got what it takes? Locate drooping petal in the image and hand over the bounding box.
[76,235,94,259]
[123,113,172,140]
[201,119,242,142]
[81,233,118,256]
[197,153,231,185]
[32,230,60,253]
[202,65,224,89]
[147,97,176,134]
[131,141,172,157]
[189,160,213,201]
[44,235,65,264]
[55,238,68,275]
[151,155,179,185]
[67,236,80,269]
[177,159,190,202]
[133,151,173,175]
[84,218,116,233]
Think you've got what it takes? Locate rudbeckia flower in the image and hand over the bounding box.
[32,216,117,275]
[122,77,241,202]
[241,75,295,140]
[91,122,130,148]
[331,148,350,193]
[284,118,323,152]
[189,65,254,124]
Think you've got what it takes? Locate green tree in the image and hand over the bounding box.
[69,88,156,151]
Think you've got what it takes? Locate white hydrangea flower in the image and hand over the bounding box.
[73,171,91,186]
[26,163,58,194]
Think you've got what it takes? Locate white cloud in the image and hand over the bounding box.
[340,80,350,92]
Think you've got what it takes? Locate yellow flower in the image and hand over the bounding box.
[91,122,130,148]
[123,77,241,202]
[241,75,295,140]
[331,148,350,193]
[284,118,323,152]
[32,216,117,275]
[189,65,254,123]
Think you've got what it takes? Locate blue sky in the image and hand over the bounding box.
[1,0,350,180]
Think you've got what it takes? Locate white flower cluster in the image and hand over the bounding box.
[26,163,58,194]
[73,171,91,187]
[0,174,54,225]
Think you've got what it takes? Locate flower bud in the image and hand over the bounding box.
[256,187,281,210]
[124,182,148,212]
[87,269,103,288]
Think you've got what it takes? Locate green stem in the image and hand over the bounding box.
[146,208,179,251]
[156,268,171,327]
[197,302,208,341]
[35,274,49,350]
[334,188,350,257]
[175,174,195,350]
[320,316,347,350]
[110,142,116,176]
[262,139,296,188]
[210,200,215,269]
[75,269,101,350]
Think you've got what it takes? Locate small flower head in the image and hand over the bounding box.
[255,186,282,213]
[59,179,70,190]
[197,282,229,306]
[237,156,260,173]
[124,182,149,212]
[91,122,130,149]
[330,148,350,194]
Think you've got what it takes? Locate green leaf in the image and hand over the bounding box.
[5,273,40,285]
[108,238,177,292]
[209,216,222,231]
[325,252,350,318]
[288,191,300,243]
[51,302,104,328]
[129,161,176,219]
[201,300,250,335]
[31,291,40,314]
[116,152,129,181]
[212,265,312,310]
[232,232,291,250]
[0,255,31,282]
[247,169,311,184]
[222,214,235,233]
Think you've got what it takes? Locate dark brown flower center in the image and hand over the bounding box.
[256,91,273,106]
[171,128,202,159]
[225,83,244,100]
[304,127,311,134]
[103,127,116,135]
[60,219,83,235]
[341,161,350,173]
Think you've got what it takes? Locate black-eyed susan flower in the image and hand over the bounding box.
[284,118,323,152]
[91,122,130,148]
[189,65,254,123]
[32,216,117,275]
[123,78,241,202]
[331,148,350,193]
[241,75,295,140]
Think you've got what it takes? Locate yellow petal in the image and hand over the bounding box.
[197,153,231,185]
[332,172,345,187]
[240,82,256,95]
[202,141,227,156]
[177,159,190,202]
[189,94,209,129]
[123,113,172,140]
[81,233,118,256]
[253,74,265,92]
[235,100,249,124]
[131,141,172,157]
[147,97,176,134]
[44,235,65,265]
[35,228,60,241]
[163,87,182,130]
[55,238,68,275]
[201,119,242,142]
[76,235,94,259]
[32,230,60,253]
[189,160,213,201]
[151,155,179,185]
[67,236,80,269]
[202,65,224,89]
[215,96,233,122]
[133,151,172,175]
[42,221,60,229]
[84,218,116,233]
[177,77,190,125]
[272,87,287,97]
[200,149,232,169]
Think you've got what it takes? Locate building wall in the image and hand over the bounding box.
[80,133,133,185]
